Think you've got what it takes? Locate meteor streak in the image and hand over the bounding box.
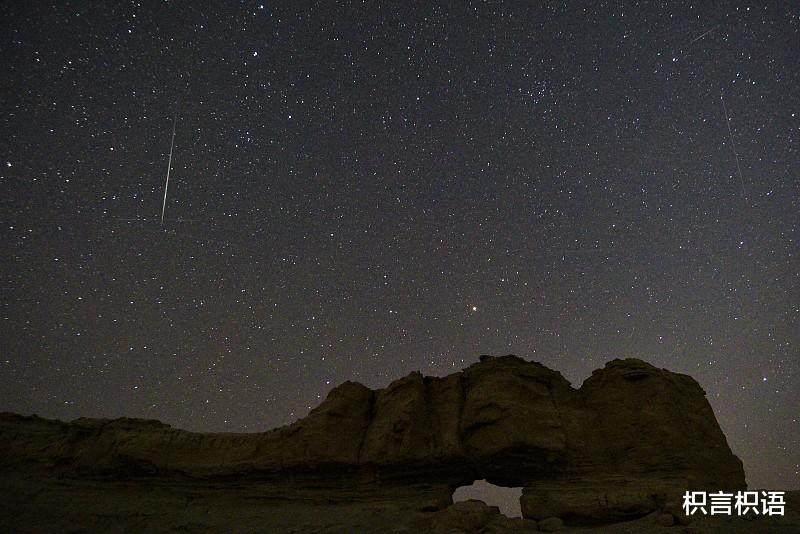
[160,116,177,226]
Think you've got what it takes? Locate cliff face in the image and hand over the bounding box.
[0,356,749,531]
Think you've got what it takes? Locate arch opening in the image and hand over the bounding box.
[452,479,522,518]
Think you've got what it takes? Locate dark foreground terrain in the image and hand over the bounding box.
[2,475,798,533]
[1,356,797,532]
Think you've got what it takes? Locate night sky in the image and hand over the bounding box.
[2,1,798,498]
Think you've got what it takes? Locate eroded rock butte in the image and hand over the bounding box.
[0,356,751,532]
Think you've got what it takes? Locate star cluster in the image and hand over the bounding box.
[2,2,798,493]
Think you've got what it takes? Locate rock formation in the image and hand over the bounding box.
[2,355,792,533]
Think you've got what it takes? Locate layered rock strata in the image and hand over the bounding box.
[0,356,748,531]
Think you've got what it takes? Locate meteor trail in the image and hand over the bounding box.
[684,26,718,48]
[721,93,748,206]
[160,116,177,226]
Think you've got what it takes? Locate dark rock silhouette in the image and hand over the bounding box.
[2,356,796,532]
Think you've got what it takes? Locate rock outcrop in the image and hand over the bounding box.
[0,356,766,532]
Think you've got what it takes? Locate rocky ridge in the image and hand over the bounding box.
[2,355,794,532]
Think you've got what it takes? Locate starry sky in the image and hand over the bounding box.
[2,1,798,497]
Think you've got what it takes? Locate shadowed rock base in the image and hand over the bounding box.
[1,478,797,533]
